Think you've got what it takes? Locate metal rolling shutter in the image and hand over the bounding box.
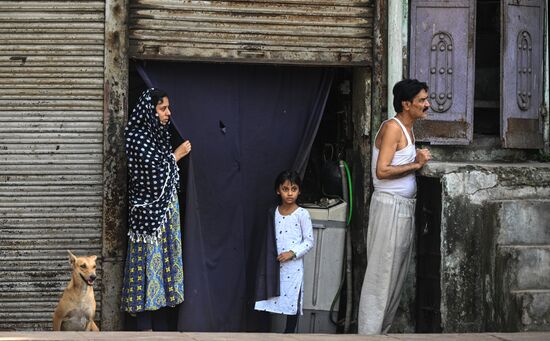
[129,0,373,65]
[0,1,105,330]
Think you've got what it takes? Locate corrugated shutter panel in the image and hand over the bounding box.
[409,0,476,144]
[0,1,105,331]
[129,0,373,65]
[501,0,545,149]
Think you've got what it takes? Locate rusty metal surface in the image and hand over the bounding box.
[0,0,105,331]
[414,120,470,145]
[101,0,129,331]
[505,118,544,149]
[128,0,374,65]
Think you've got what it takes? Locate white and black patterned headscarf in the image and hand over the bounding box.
[125,88,179,243]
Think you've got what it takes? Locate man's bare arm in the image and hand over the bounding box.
[375,123,431,180]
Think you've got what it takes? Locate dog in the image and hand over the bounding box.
[52,250,99,331]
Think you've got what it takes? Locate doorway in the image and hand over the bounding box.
[415,176,443,333]
[125,60,356,332]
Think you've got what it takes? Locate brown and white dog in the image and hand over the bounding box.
[52,250,99,331]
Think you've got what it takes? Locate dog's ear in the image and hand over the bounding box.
[90,255,97,262]
[67,250,77,266]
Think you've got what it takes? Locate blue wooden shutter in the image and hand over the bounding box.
[501,0,545,149]
[409,0,476,144]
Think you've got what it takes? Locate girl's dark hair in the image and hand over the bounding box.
[150,88,168,106]
[274,170,302,191]
[392,79,428,112]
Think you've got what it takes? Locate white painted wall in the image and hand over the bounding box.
[387,0,409,118]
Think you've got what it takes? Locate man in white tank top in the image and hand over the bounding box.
[358,79,432,335]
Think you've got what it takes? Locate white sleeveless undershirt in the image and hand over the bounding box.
[371,117,417,199]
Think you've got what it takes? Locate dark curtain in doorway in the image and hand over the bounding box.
[137,62,333,331]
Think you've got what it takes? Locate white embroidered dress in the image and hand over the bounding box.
[255,207,314,315]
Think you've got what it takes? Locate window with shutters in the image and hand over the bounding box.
[409,0,545,149]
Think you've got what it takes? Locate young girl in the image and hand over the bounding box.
[255,170,314,333]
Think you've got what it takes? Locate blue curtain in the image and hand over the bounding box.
[137,61,333,331]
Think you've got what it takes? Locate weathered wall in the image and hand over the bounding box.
[348,0,387,332]
[421,162,550,332]
[101,0,129,331]
[424,138,540,164]
[350,67,372,332]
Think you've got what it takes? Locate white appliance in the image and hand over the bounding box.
[271,198,347,333]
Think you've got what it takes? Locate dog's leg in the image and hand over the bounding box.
[52,313,62,331]
[87,320,100,332]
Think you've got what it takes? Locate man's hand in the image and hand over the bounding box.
[277,251,295,263]
[415,148,432,166]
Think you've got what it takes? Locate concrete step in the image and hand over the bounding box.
[510,289,550,331]
[2,331,550,340]
[496,245,550,291]
[481,199,550,331]
[491,199,550,245]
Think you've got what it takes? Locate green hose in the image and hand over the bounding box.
[342,160,353,225]
[328,160,354,331]
[343,160,354,333]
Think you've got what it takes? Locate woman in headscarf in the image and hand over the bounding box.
[121,88,191,330]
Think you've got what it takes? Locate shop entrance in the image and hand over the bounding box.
[126,61,358,332]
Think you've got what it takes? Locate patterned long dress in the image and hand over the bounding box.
[121,195,184,313]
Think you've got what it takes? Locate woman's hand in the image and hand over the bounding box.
[174,140,192,162]
[277,251,295,263]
